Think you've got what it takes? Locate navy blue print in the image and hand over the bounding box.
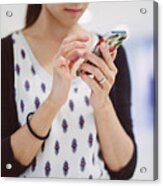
[31,157,36,172]
[74,88,78,93]
[34,97,40,109]
[45,161,51,177]
[62,119,68,133]
[31,65,36,75]
[21,49,26,59]
[79,115,85,129]
[88,133,93,148]
[98,150,103,160]
[41,141,45,152]
[15,64,20,75]
[69,99,74,111]
[71,138,77,153]
[63,161,69,176]
[24,80,30,91]
[41,82,46,93]
[84,95,90,106]
[92,154,95,165]
[54,140,60,155]
[100,170,103,177]
[20,99,24,112]
[80,157,86,172]
[89,174,93,179]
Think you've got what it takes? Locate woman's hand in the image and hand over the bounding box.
[79,41,117,111]
[49,35,89,107]
[80,43,135,173]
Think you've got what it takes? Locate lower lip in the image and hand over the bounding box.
[64,8,82,15]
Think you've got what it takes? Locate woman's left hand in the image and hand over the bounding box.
[79,41,118,111]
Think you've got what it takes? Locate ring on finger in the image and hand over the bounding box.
[98,76,106,84]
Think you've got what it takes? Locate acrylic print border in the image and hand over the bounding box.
[153,0,158,181]
[0,1,159,180]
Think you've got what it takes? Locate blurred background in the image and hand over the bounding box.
[0,1,155,180]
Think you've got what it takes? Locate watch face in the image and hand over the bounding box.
[1,1,158,181]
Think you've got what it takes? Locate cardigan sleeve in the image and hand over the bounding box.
[101,46,137,180]
[1,35,31,177]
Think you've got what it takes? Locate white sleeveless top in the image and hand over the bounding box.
[11,30,110,179]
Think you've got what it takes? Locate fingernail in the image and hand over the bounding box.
[109,46,116,53]
[101,41,106,48]
[79,53,84,58]
[82,36,89,40]
[100,37,105,43]
[60,56,66,61]
[81,43,87,47]
[79,53,85,58]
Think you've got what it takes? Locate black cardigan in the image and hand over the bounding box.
[1,34,137,179]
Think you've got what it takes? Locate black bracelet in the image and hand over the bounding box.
[26,112,51,141]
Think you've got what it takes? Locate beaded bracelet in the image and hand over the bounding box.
[26,112,51,140]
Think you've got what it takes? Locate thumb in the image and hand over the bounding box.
[58,56,71,74]
[55,55,68,68]
[57,56,67,66]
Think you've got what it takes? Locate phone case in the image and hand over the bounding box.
[0,1,158,181]
[76,30,127,76]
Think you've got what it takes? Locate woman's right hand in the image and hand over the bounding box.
[48,35,90,107]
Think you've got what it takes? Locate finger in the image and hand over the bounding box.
[60,59,69,70]
[55,56,67,66]
[80,63,104,82]
[61,41,87,56]
[100,42,116,71]
[80,63,113,91]
[84,51,110,80]
[111,49,117,61]
[66,48,86,63]
[62,35,89,44]
[54,56,70,74]
[98,77,111,91]
[80,74,101,93]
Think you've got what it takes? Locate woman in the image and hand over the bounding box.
[1,3,137,179]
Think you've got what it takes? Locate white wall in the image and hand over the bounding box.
[1,2,153,38]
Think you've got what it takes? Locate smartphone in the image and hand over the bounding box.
[76,30,127,76]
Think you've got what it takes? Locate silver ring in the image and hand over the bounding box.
[98,76,106,84]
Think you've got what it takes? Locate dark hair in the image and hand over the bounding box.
[25,4,42,29]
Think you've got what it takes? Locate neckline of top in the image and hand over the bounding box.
[17,30,99,85]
